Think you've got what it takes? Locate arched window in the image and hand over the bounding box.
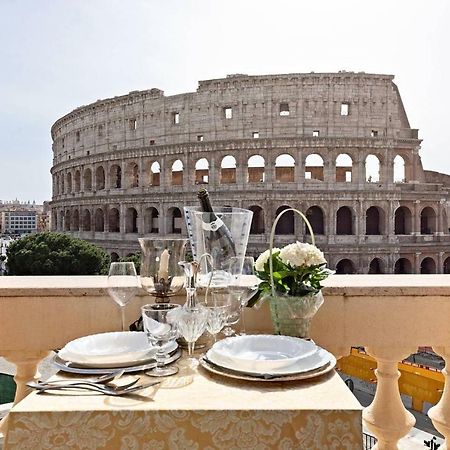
[61,176,65,194]
[421,257,436,274]
[66,173,72,193]
[421,207,436,234]
[95,166,105,190]
[275,154,295,182]
[365,155,380,182]
[110,165,122,189]
[168,207,182,234]
[221,155,237,184]
[74,170,81,192]
[366,206,384,235]
[126,208,138,233]
[94,208,104,232]
[444,257,450,274]
[72,209,80,231]
[336,206,353,235]
[394,258,412,274]
[84,168,92,191]
[111,252,120,262]
[335,259,356,274]
[394,206,412,235]
[247,155,265,183]
[394,155,406,183]
[306,206,324,235]
[109,208,120,232]
[368,258,384,274]
[126,162,139,188]
[82,209,91,231]
[275,206,294,235]
[335,154,353,182]
[171,160,183,186]
[150,161,160,186]
[249,206,265,234]
[144,207,159,233]
[195,158,209,184]
[64,210,71,231]
[305,154,324,181]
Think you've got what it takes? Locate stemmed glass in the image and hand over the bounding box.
[141,304,181,377]
[228,256,259,335]
[107,262,140,331]
[205,302,229,343]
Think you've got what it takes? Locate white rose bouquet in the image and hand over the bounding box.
[252,241,333,301]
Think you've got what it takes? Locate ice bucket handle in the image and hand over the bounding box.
[268,209,315,297]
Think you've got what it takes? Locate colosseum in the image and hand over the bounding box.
[50,72,450,274]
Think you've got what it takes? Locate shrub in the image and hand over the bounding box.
[119,252,141,274]
[6,232,110,275]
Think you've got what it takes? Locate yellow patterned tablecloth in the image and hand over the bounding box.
[5,363,363,449]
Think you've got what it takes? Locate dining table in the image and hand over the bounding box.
[3,353,363,450]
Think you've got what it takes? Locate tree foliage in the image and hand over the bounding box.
[119,252,141,274]
[6,232,110,275]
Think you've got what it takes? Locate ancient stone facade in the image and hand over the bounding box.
[50,72,450,274]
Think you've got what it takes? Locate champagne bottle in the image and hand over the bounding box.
[197,188,237,258]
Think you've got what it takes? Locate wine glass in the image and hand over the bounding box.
[228,256,259,335]
[205,303,229,343]
[107,262,140,331]
[141,303,181,377]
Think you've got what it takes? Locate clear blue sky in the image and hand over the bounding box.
[1,0,449,203]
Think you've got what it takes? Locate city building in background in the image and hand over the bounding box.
[49,72,450,274]
[0,200,50,236]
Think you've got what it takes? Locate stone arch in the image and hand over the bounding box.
[108,208,120,232]
[144,207,159,233]
[95,166,105,190]
[74,170,81,192]
[247,155,265,183]
[275,154,295,182]
[110,165,122,189]
[335,259,356,274]
[195,158,209,184]
[365,154,380,182]
[444,257,450,274]
[84,168,92,191]
[72,209,80,231]
[366,206,385,235]
[171,159,183,186]
[305,206,324,235]
[421,206,436,234]
[221,155,237,184]
[168,207,182,234]
[125,207,138,233]
[64,210,71,231]
[249,205,265,234]
[94,208,105,232]
[394,206,412,235]
[394,155,406,183]
[336,206,354,235]
[335,153,353,182]
[305,154,324,181]
[82,209,91,231]
[150,161,160,186]
[368,258,384,274]
[421,257,436,274]
[394,257,412,274]
[61,175,65,194]
[110,252,120,262]
[275,205,294,235]
[126,162,139,188]
[66,172,72,193]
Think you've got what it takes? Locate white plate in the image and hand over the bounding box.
[206,346,332,376]
[209,335,318,372]
[58,331,176,367]
[53,349,182,375]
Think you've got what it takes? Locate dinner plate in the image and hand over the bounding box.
[199,351,336,382]
[206,346,332,376]
[209,335,318,373]
[52,349,182,375]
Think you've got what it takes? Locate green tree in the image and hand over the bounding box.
[6,232,110,275]
[119,252,141,274]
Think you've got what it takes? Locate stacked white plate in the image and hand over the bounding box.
[56,331,178,371]
[205,335,334,378]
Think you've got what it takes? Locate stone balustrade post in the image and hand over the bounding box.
[364,346,416,449]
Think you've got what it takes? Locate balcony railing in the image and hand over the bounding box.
[1,274,449,449]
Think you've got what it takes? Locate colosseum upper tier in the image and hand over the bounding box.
[50,72,450,274]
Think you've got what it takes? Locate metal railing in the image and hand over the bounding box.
[363,432,377,449]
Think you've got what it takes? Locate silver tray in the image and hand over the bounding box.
[53,349,182,375]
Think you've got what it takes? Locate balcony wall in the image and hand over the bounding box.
[1,275,450,449]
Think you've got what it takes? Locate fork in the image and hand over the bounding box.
[28,377,139,392]
[38,370,126,386]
